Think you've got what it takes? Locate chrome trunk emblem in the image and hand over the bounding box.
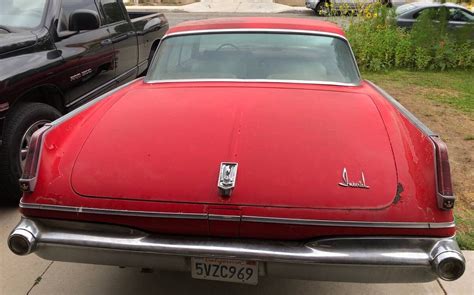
[218,162,238,197]
[338,168,370,189]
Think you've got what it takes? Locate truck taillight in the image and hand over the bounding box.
[431,136,455,210]
[19,125,52,193]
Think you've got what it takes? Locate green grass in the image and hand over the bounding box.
[363,70,474,114]
[364,70,474,250]
[456,210,474,250]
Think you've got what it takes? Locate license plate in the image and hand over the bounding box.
[191,257,258,285]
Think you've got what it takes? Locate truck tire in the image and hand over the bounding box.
[0,103,61,203]
[314,1,331,16]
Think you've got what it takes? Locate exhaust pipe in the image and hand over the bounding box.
[8,228,37,256]
[432,251,466,281]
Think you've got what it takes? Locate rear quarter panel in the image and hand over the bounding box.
[363,81,453,223]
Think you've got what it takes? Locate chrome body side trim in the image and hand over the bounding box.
[208,214,241,222]
[19,202,455,229]
[8,218,465,283]
[145,28,362,87]
[19,202,207,220]
[241,215,455,229]
[366,80,436,137]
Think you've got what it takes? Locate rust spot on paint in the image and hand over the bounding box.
[392,183,404,204]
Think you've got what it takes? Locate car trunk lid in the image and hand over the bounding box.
[71,84,398,210]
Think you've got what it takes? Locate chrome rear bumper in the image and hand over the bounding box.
[8,218,466,283]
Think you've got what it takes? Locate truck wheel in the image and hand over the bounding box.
[0,103,61,203]
[315,1,331,16]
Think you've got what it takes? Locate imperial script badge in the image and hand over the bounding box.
[338,168,370,189]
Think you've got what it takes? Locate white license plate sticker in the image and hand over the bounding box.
[191,257,258,285]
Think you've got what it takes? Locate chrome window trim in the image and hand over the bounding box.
[144,28,362,87]
[163,28,351,41]
[19,202,454,229]
[144,79,359,87]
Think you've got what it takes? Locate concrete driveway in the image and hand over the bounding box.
[1,205,472,295]
[1,11,472,295]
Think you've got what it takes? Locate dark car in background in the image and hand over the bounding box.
[0,0,168,202]
[396,2,474,30]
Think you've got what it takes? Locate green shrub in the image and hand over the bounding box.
[345,4,474,71]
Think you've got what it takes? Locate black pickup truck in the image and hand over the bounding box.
[0,0,168,201]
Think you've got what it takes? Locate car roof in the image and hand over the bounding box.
[400,2,466,10]
[396,2,469,16]
[166,17,346,38]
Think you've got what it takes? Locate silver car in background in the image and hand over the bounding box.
[305,0,392,15]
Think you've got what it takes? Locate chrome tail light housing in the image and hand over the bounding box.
[19,124,52,193]
[430,136,455,210]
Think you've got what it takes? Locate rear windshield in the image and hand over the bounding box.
[146,32,360,85]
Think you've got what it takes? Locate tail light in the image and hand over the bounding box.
[19,125,52,193]
[430,136,455,210]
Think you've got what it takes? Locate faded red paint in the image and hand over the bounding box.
[20,80,455,238]
[19,19,455,239]
[166,17,346,37]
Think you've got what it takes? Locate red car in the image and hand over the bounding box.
[8,18,465,285]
